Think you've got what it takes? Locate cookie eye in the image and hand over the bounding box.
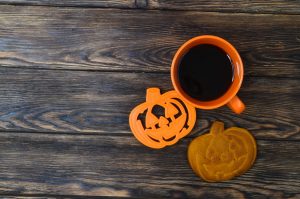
[220,152,229,161]
[230,142,237,150]
[207,149,215,157]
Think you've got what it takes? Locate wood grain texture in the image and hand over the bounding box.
[0,132,299,198]
[1,0,300,14]
[0,0,137,8]
[2,197,69,199]
[147,0,300,14]
[0,67,298,140]
[2,196,120,198]
[0,6,299,77]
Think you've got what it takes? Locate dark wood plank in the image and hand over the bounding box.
[0,5,299,77]
[1,196,118,198]
[147,0,300,14]
[1,0,300,14]
[0,67,298,140]
[0,0,137,8]
[0,132,299,198]
[1,197,58,199]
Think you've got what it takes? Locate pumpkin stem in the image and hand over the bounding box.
[210,121,224,135]
[146,88,161,103]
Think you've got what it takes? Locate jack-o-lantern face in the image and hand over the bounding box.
[129,88,196,149]
[188,121,256,182]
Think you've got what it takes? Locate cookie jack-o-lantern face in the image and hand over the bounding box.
[129,88,196,149]
[188,121,256,182]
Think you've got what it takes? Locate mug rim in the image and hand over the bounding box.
[171,35,244,109]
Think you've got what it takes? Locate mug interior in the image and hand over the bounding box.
[171,35,243,109]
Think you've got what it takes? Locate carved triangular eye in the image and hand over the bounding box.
[165,103,179,118]
[146,110,159,128]
[158,116,169,127]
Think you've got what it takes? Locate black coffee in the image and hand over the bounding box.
[178,44,234,101]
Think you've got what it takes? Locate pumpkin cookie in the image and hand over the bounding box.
[188,121,256,182]
[129,88,196,149]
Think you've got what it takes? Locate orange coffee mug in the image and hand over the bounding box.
[171,35,245,114]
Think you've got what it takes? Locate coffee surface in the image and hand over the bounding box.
[178,44,234,101]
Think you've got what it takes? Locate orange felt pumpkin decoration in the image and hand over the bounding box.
[188,121,256,182]
[129,88,196,149]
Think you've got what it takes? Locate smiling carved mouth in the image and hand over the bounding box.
[163,135,176,142]
[202,155,247,177]
[146,134,176,143]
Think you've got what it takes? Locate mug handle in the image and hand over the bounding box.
[227,95,245,114]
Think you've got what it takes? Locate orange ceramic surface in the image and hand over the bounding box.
[129,88,196,149]
[188,121,256,182]
[171,35,245,114]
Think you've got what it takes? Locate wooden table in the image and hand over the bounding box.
[0,1,299,198]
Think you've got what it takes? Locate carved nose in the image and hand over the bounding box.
[158,116,169,128]
[145,111,159,128]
